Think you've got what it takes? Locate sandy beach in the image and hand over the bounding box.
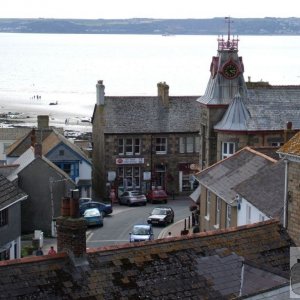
[0,96,93,133]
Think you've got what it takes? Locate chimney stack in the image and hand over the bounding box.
[96,80,105,106]
[34,143,42,158]
[30,129,36,147]
[38,115,49,129]
[157,82,169,107]
[56,189,88,266]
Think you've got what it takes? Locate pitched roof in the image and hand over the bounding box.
[0,174,27,210]
[234,160,285,220]
[244,86,300,131]
[6,128,54,157]
[277,130,300,157]
[6,146,75,184]
[97,96,200,134]
[195,147,276,203]
[0,220,292,299]
[41,131,91,164]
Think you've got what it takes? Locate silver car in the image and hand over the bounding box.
[118,190,147,206]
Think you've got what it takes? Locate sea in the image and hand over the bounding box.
[1,33,300,118]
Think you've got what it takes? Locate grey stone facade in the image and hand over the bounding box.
[92,81,201,200]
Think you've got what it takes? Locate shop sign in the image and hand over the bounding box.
[116,157,144,165]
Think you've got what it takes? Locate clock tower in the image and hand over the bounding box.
[197,17,248,168]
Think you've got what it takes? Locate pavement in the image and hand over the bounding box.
[21,194,196,256]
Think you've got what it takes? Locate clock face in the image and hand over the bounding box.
[223,63,239,79]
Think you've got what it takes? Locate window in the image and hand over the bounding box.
[222,142,235,159]
[59,150,64,156]
[215,197,221,227]
[271,142,283,147]
[205,190,211,220]
[55,162,79,181]
[155,138,167,154]
[118,138,141,155]
[226,205,231,228]
[259,214,265,222]
[0,209,8,227]
[246,204,251,224]
[179,136,199,153]
[117,166,140,188]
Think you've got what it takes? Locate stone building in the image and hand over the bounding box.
[197,32,300,169]
[92,81,200,200]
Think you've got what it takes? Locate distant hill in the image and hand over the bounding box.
[1,18,300,35]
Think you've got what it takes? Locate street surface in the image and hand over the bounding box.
[86,197,193,248]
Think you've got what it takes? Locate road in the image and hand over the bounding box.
[86,197,193,248]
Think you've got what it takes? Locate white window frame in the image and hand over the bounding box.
[214,197,221,228]
[222,142,235,159]
[259,214,265,222]
[118,138,141,156]
[205,190,211,220]
[155,137,167,154]
[226,204,231,228]
[179,136,199,153]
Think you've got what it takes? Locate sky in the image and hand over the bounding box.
[1,0,300,19]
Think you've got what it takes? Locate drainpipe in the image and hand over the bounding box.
[283,158,288,228]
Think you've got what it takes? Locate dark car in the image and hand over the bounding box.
[147,207,174,226]
[146,189,168,204]
[79,200,113,217]
[118,190,147,206]
[129,224,154,242]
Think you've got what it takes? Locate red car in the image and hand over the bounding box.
[146,189,168,204]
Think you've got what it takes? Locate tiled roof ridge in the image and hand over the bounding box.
[248,85,300,89]
[0,164,20,169]
[104,95,199,100]
[0,252,68,267]
[246,147,278,163]
[87,219,280,254]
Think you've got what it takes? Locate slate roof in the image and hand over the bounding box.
[0,174,27,210]
[215,86,300,132]
[195,147,276,204]
[0,220,292,299]
[214,93,250,131]
[99,96,200,134]
[234,160,285,221]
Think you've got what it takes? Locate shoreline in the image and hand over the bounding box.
[0,99,93,133]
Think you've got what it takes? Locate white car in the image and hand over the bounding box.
[118,190,147,206]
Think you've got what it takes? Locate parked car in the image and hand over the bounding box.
[83,208,103,227]
[79,197,92,206]
[146,189,168,204]
[147,207,175,226]
[79,200,113,217]
[129,224,154,242]
[118,190,147,206]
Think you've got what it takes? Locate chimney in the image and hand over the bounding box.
[157,82,169,107]
[30,128,36,147]
[284,121,293,143]
[34,143,42,158]
[56,189,88,266]
[96,80,105,106]
[37,115,49,129]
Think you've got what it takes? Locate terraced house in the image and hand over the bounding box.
[92,81,200,199]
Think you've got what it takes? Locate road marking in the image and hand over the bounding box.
[86,231,94,242]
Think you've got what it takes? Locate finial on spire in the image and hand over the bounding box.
[225,16,233,42]
[217,17,239,51]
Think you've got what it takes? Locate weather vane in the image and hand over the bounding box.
[225,16,233,41]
